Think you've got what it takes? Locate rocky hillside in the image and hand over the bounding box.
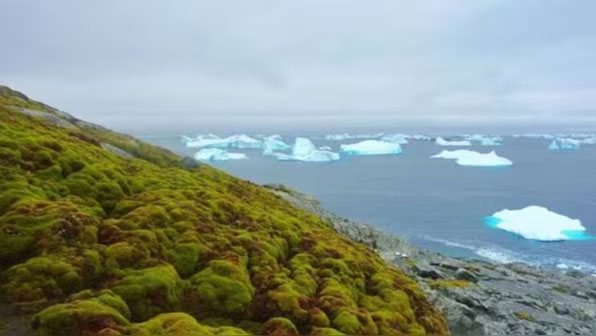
[267,185,596,336]
[0,86,448,336]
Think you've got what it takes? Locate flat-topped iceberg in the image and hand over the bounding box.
[262,134,291,155]
[194,148,247,161]
[340,140,402,155]
[431,150,512,166]
[485,206,591,241]
[275,137,340,162]
[435,137,472,146]
[183,134,262,149]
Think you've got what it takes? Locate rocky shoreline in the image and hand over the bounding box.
[265,184,596,336]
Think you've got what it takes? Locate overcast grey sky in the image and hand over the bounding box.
[2,0,596,131]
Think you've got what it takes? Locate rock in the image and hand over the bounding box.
[100,142,134,159]
[554,305,570,315]
[455,268,479,283]
[412,263,444,279]
[535,328,546,335]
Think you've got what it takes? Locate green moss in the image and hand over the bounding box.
[331,308,378,336]
[429,279,471,290]
[167,242,204,277]
[188,258,254,317]
[111,265,182,321]
[32,293,130,336]
[260,317,299,336]
[128,313,249,336]
[2,257,82,303]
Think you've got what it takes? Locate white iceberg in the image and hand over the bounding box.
[548,140,560,151]
[183,134,262,149]
[194,148,247,161]
[411,134,432,141]
[465,134,503,146]
[431,150,512,166]
[262,134,291,155]
[485,206,590,241]
[275,137,340,162]
[435,137,472,146]
[548,138,581,151]
[324,133,383,141]
[340,140,403,155]
[319,145,332,151]
[380,134,409,144]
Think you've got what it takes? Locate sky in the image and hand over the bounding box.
[2,0,596,132]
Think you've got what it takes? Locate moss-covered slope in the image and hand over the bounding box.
[0,86,449,336]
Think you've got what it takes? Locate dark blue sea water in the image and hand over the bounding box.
[141,133,596,273]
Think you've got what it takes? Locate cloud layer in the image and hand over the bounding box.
[2,0,596,130]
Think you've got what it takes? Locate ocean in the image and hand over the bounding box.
[140,133,596,274]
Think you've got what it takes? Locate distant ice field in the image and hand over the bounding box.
[143,134,596,274]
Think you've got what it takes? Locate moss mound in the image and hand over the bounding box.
[0,87,449,335]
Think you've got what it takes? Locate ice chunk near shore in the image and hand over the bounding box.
[431,150,513,166]
[275,137,340,162]
[435,137,472,146]
[194,148,247,161]
[262,135,290,155]
[340,140,402,155]
[548,140,560,151]
[485,206,591,241]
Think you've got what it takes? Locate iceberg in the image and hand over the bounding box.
[183,134,262,149]
[319,146,332,151]
[431,150,512,166]
[380,134,409,144]
[274,137,340,162]
[411,134,432,141]
[262,134,291,155]
[549,138,581,151]
[340,140,402,155]
[194,148,247,161]
[485,206,591,241]
[435,137,472,146]
[465,134,503,146]
[324,133,383,141]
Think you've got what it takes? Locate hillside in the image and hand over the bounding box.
[0,86,448,336]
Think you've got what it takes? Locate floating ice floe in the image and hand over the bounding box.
[194,148,247,161]
[324,133,383,141]
[435,137,472,146]
[410,134,431,141]
[512,133,555,139]
[183,134,262,149]
[549,138,581,151]
[262,134,291,155]
[319,146,332,151]
[485,206,591,241]
[380,134,409,144]
[465,134,503,146]
[274,137,340,162]
[431,150,513,166]
[340,140,403,156]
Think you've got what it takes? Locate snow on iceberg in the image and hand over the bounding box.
[431,150,513,166]
[435,137,472,146]
[275,137,339,162]
[340,140,402,155]
[262,134,291,155]
[194,148,247,161]
[484,206,591,241]
[183,134,262,149]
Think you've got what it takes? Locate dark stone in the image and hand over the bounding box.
[455,268,478,283]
